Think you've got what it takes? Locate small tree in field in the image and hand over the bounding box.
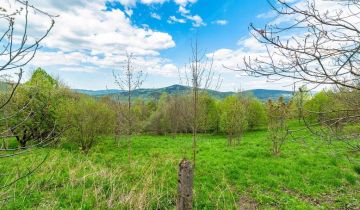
[62,96,114,153]
[220,96,247,146]
[113,53,145,162]
[6,68,66,148]
[179,38,221,167]
[266,97,291,156]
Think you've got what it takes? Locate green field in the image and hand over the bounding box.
[1,124,359,209]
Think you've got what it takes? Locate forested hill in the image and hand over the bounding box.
[73,84,294,101]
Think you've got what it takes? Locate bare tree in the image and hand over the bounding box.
[0,0,55,189]
[113,53,146,163]
[179,38,222,167]
[229,0,360,150]
[239,0,360,90]
[0,0,54,108]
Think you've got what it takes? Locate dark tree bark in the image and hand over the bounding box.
[177,159,193,210]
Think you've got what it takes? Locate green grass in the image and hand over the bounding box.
[1,126,359,209]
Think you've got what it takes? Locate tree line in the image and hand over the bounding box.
[2,68,358,155]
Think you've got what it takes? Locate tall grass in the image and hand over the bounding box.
[1,128,359,209]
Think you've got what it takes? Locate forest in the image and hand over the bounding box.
[0,0,359,209]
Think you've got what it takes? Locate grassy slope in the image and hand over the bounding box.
[1,124,359,209]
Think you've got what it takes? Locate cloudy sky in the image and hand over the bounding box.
[1,0,330,91]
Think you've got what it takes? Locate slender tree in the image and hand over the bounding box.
[179,38,222,167]
[113,53,146,163]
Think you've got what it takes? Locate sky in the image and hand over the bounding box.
[1,0,323,91]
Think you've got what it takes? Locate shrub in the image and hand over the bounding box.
[6,68,67,148]
[220,96,247,146]
[62,96,115,153]
[266,97,291,156]
[246,97,266,131]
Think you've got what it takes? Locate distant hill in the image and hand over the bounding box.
[73,84,294,101]
[72,89,124,96]
[242,89,294,101]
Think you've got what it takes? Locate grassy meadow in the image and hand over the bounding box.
[1,122,359,210]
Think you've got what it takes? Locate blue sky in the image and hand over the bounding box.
[111,0,278,64]
[110,0,272,65]
[10,0,297,91]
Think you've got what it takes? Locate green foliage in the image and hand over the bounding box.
[5,68,67,147]
[304,91,334,123]
[61,96,115,153]
[197,93,219,133]
[146,94,192,135]
[291,86,311,121]
[145,94,171,135]
[246,97,267,131]
[304,90,348,132]
[220,96,248,145]
[266,97,291,156]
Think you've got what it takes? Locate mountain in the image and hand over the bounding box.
[73,84,294,101]
[242,89,294,101]
[72,89,124,96]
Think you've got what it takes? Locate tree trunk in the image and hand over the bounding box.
[177,159,193,210]
[19,138,27,149]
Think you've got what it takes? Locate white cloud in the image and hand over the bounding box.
[175,1,205,27]
[125,8,134,17]
[168,16,186,24]
[178,5,190,14]
[237,36,266,52]
[211,49,234,59]
[0,0,180,90]
[114,0,196,7]
[116,0,137,7]
[184,14,205,27]
[174,0,197,6]
[107,0,204,28]
[206,0,360,91]
[140,0,167,4]
[212,20,228,25]
[256,10,276,19]
[150,12,161,20]
[152,63,178,77]
[59,66,98,73]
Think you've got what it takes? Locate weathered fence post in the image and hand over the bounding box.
[177,159,193,210]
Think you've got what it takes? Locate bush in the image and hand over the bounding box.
[246,97,266,131]
[266,97,291,156]
[220,96,247,146]
[62,96,115,153]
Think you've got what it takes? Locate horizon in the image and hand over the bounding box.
[71,83,295,92]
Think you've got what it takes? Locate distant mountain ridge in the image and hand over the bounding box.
[73,84,294,101]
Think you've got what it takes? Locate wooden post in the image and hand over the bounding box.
[177,159,193,210]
